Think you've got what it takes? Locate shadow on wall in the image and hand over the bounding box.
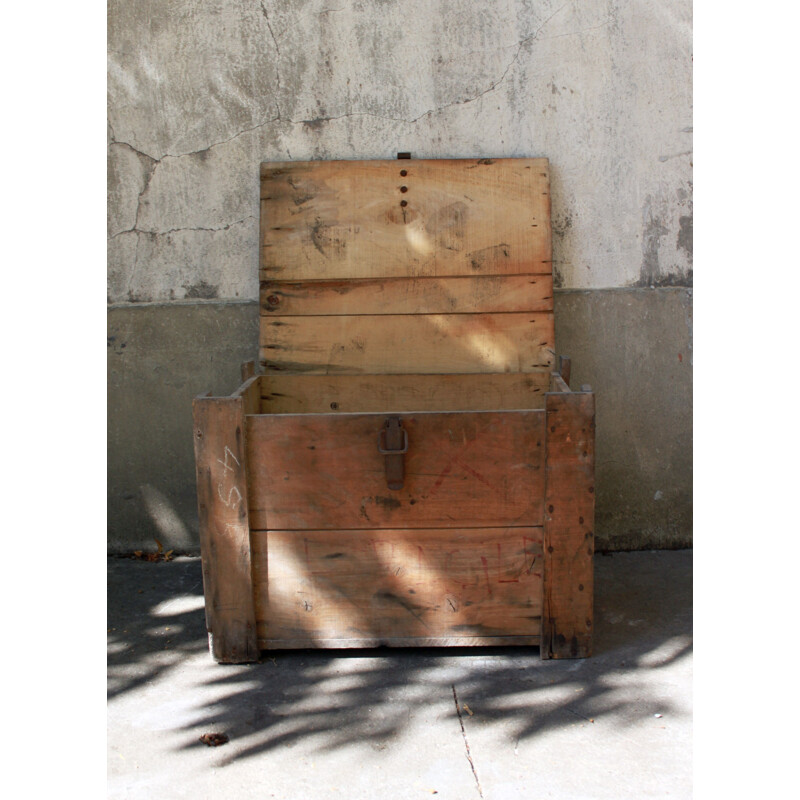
[140,484,195,551]
[107,551,691,761]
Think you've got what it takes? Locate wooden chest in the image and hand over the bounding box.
[193,157,595,662]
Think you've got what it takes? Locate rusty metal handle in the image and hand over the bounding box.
[378,417,408,490]
[378,428,408,454]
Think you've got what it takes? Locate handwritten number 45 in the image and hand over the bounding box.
[216,446,242,508]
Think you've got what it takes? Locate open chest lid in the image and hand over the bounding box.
[259,157,554,377]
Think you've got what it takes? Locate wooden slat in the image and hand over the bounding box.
[246,410,546,530]
[542,391,595,659]
[260,274,553,316]
[252,527,543,643]
[257,635,541,649]
[260,312,555,374]
[192,396,259,663]
[550,374,570,393]
[258,373,549,414]
[240,360,257,382]
[260,158,551,281]
[231,374,261,415]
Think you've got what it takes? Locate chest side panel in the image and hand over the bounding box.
[252,527,543,645]
[246,410,546,530]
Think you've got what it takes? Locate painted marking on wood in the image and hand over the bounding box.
[480,556,492,595]
[457,460,494,489]
[497,541,520,583]
[216,446,240,472]
[430,462,454,496]
[215,445,244,508]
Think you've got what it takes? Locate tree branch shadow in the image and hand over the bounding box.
[108,550,691,764]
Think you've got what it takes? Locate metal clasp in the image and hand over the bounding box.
[378,417,408,490]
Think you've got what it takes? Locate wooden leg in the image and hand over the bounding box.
[193,395,259,663]
[542,391,595,658]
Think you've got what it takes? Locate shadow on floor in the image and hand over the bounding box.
[108,550,692,761]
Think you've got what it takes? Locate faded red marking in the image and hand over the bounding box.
[523,536,540,574]
[445,549,460,573]
[496,541,519,582]
[480,556,492,595]
[455,460,494,489]
[429,461,453,496]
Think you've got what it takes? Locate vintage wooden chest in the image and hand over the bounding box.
[193,156,595,663]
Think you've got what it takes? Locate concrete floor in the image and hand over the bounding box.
[107,550,692,799]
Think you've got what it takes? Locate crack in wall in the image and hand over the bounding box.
[658,150,693,163]
[126,227,143,302]
[455,2,569,109]
[108,141,158,238]
[298,4,571,128]
[260,0,283,118]
[107,5,569,165]
[108,110,283,164]
[111,216,255,240]
[132,158,158,236]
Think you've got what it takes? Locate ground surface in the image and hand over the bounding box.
[108,550,692,799]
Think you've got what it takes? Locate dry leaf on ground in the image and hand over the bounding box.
[199,733,229,747]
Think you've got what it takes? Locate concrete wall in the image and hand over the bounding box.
[108,0,692,552]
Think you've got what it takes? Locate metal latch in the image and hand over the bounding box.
[378,416,408,490]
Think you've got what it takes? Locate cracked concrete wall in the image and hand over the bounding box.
[108,0,692,551]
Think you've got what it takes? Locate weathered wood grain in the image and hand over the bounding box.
[260,158,551,281]
[192,396,259,663]
[251,527,543,644]
[240,360,256,382]
[256,635,541,649]
[260,274,554,316]
[542,391,595,659]
[259,372,549,414]
[260,312,555,374]
[246,410,546,530]
[232,374,261,416]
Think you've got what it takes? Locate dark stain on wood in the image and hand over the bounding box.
[467,243,511,271]
[374,496,402,511]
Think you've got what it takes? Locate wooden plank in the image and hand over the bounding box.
[259,372,549,414]
[260,312,555,374]
[251,527,543,643]
[260,158,551,281]
[260,274,554,316]
[240,360,257,382]
[246,410,546,530]
[549,374,570,393]
[192,396,259,663]
[257,635,541,649]
[542,391,595,659]
[231,374,261,416]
